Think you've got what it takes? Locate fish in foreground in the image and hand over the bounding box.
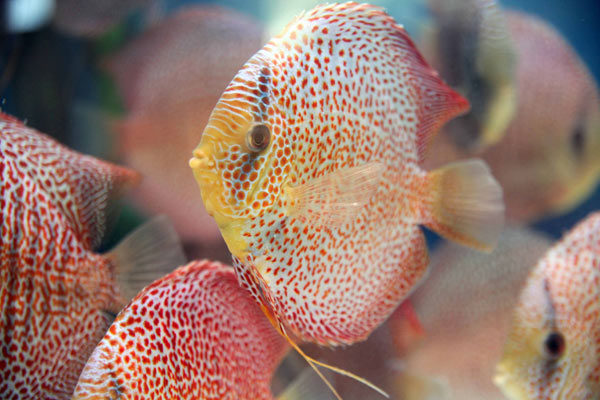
[190,2,504,346]
[0,112,185,399]
[108,5,264,251]
[72,259,333,400]
[495,212,600,399]
[424,10,600,222]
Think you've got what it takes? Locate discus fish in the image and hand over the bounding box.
[190,2,503,346]
[424,10,600,222]
[395,226,552,400]
[0,112,185,399]
[108,6,264,254]
[72,260,331,400]
[495,212,600,399]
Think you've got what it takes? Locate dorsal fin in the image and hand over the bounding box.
[389,26,470,162]
[1,112,140,249]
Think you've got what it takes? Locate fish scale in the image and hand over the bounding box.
[1,118,117,399]
[1,112,184,399]
[192,2,503,346]
[71,260,290,400]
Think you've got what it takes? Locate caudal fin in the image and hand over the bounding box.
[106,215,186,306]
[425,159,504,252]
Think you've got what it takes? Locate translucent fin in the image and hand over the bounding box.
[106,215,186,307]
[425,159,504,252]
[285,162,384,226]
[389,300,425,357]
[277,368,335,400]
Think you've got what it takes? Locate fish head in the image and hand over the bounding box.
[494,240,600,399]
[190,57,292,257]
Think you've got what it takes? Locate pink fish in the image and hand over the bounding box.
[190,2,504,347]
[72,259,331,400]
[108,6,264,256]
[495,213,600,399]
[0,112,184,399]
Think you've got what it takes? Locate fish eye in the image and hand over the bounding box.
[246,124,271,153]
[543,331,565,360]
[570,123,586,156]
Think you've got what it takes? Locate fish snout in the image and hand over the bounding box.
[189,149,215,171]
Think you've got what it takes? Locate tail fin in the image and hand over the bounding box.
[425,159,504,252]
[106,215,186,306]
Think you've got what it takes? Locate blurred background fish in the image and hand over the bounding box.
[495,212,600,400]
[0,113,184,399]
[72,259,331,400]
[396,226,552,399]
[422,0,517,151]
[106,5,265,260]
[422,0,600,223]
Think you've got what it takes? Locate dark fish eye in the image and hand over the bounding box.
[571,123,586,156]
[543,331,565,360]
[246,124,271,153]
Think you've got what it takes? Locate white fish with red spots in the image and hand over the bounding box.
[495,212,600,399]
[72,260,333,400]
[0,112,184,399]
[190,2,504,346]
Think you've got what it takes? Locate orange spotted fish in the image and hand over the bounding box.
[0,112,184,399]
[72,260,331,400]
[190,2,504,347]
[495,212,600,399]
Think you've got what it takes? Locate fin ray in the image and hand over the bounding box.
[425,159,504,252]
[285,162,384,226]
[107,215,186,306]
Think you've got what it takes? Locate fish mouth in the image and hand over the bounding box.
[493,362,527,400]
[189,148,222,218]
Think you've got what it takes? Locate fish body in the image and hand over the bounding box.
[72,260,290,400]
[191,2,503,345]
[495,212,600,399]
[0,112,183,399]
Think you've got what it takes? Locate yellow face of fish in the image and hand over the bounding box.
[552,94,600,213]
[189,61,293,257]
[494,263,594,399]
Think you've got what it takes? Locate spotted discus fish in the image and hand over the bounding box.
[495,212,600,399]
[72,259,332,400]
[190,2,504,346]
[0,112,184,399]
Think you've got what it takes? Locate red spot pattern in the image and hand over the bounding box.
[198,3,467,345]
[72,260,289,400]
[0,113,136,399]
